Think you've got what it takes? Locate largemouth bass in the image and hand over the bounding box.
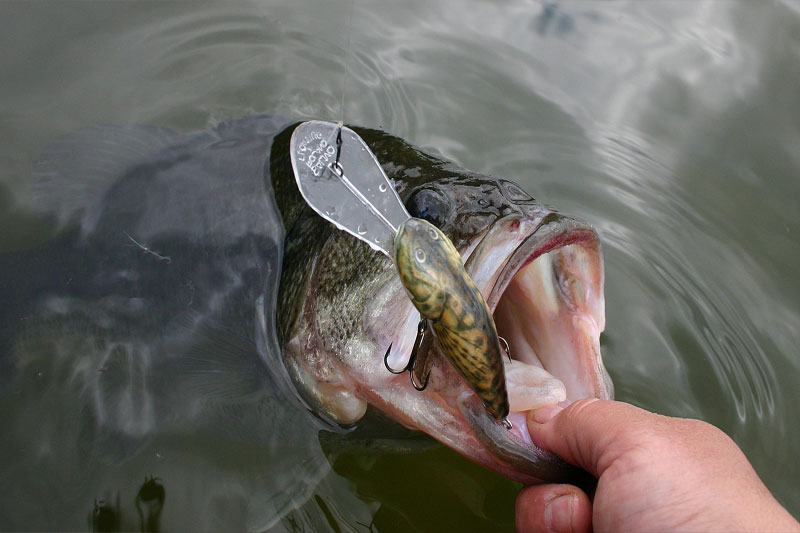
[1,113,612,517]
[271,123,613,483]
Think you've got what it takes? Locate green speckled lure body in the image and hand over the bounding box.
[394,218,509,421]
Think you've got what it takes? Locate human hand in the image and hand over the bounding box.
[515,399,800,533]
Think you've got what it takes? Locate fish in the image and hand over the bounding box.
[1,114,612,512]
[271,122,613,483]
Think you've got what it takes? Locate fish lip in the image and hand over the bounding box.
[456,392,589,484]
[463,211,599,314]
[484,213,600,312]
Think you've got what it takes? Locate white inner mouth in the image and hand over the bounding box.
[491,242,606,413]
[503,358,566,412]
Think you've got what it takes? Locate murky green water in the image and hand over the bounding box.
[2,1,799,531]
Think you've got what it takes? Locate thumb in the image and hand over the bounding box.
[527,399,655,478]
[515,484,591,533]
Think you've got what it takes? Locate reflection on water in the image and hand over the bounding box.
[1,0,799,530]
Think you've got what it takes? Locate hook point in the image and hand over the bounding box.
[384,343,406,374]
[498,335,511,362]
[410,370,431,391]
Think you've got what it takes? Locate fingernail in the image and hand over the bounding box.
[531,404,563,424]
[544,492,576,533]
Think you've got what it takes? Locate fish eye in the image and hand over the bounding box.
[415,248,426,263]
[428,228,438,240]
[406,188,452,228]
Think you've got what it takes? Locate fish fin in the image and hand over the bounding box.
[161,315,267,405]
[10,319,161,464]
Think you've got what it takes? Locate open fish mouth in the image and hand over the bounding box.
[383,212,611,483]
[475,213,610,408]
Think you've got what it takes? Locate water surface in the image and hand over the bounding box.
[1,1,799,531]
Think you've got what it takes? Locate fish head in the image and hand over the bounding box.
[273,126,612,484]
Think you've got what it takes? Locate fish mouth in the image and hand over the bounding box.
[475,213,610,406]
[402,213,612,483]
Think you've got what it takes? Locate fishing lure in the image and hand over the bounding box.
[290,120,510,426]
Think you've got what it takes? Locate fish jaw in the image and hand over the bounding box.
[348,213,612,483]
[361,376,583,485]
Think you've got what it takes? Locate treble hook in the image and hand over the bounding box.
[409,366,430,391]
[383,318,431,391]
[497,336,513,430]
[498,335,511,362]
[383,343,406,375]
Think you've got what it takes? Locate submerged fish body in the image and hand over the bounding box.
[3,115,612,503]
[271,124,613,483]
